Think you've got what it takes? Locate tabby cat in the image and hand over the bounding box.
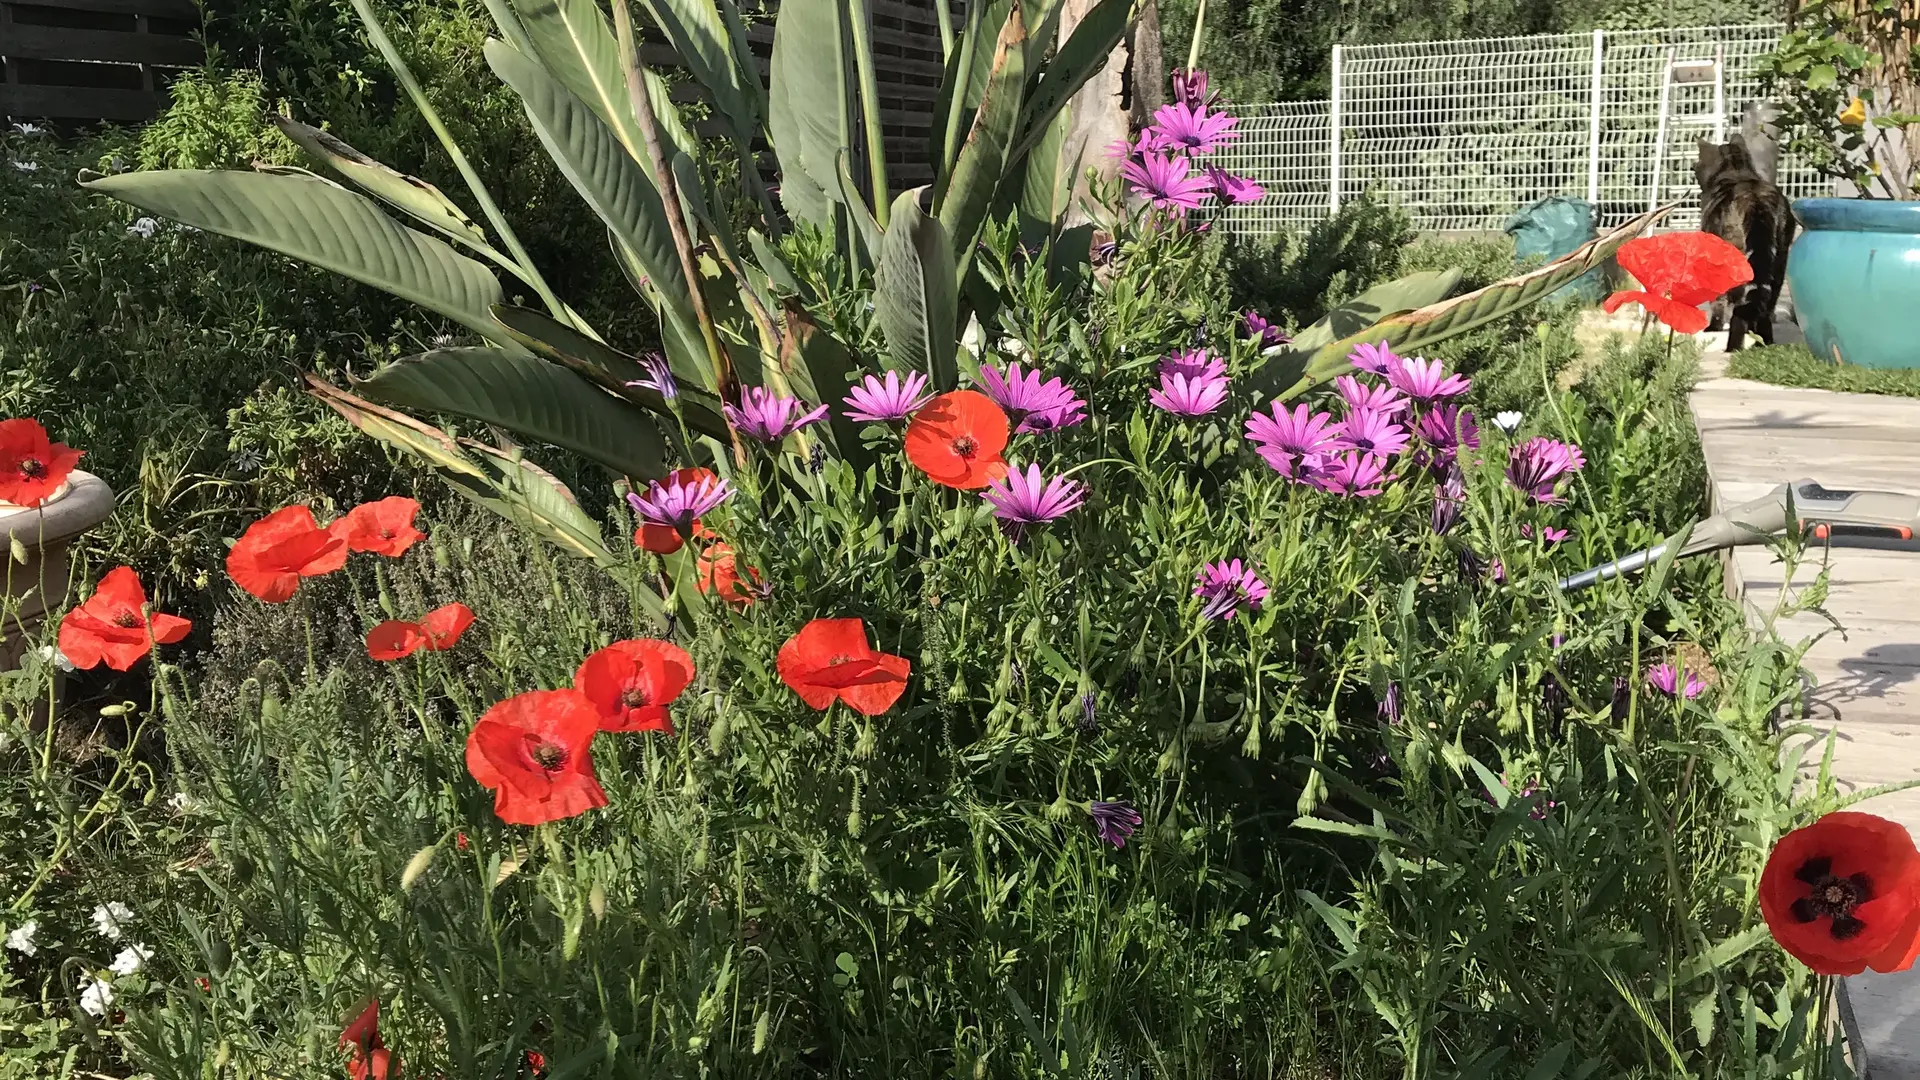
[1694,136,1795,351]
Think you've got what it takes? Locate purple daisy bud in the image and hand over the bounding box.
[1347,340,1398,376]
[842,370,934,423]
[724,386,829,442]
[1611,676,1632,722]
[982,463,1087,538]
[1160,348,1225,381]
[1431,467,1467,536]
[1329,408,1411,457]
[1243,311,1291,349]
[1193,558,1269,621]
[1384,355,1472,402]
[1088,799,1143,849]
[1170,68,1216,110]
[1149,369,1230,418]
[624,352,677,400]
[1078,688,1099,735]
[1145,101,1242,155]
[1333,375,1408,417]
[1459,546,1488,583]
[1645,662,1706,699]
[1311,451,1396,498]
[1120,151,1215,212]
[1505,437,1586,503]
[626,470,734,536]
[1413,404,1480,453]
[1378,681,1402,725]
[977,362,1087,435]
[1246,402,1338,481]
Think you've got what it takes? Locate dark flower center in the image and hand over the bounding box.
[950,436,978,459]
[528,740,568,772]
[620,686,651,709]
[18,457,46,480]
[111,610,141,629]
[1790,856,1874,939]
[828,654,856,667]
[380,526,396,539]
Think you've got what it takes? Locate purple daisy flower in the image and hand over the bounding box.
[842,370,933,423]
[1146,101,1241,155]
[1333,375,1408,417]
[982,463,1087,537]
[1105,130,1158,160]
[1160,348,1225,381]
[1311,451,1395,498]
[1384,355,1472,402]
[1243,311,1291,349]
[1193,558,1269,621]
[724,386,829,442]
[1088,800,1143,849]
[1645,662,1706,699]
[1348,340,1399,376]
[978,362,1087,434]
[626,470,733,537]
[1203,165,1264,204]
[1519,523,1571,544]
[1149,370,1230,418]
[1170,68,1216,109]
[1120,152,1215,211]
[1378,681,1403,725]
[1246,402,1339,480]
[1329,408,1411,457]
[1412,404,1480,452]
[624,352,676,400]
[1506,437,1586,503]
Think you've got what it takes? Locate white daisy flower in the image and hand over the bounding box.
[4,921,38,957]
[109,943,152,975]
[78,977,115,1017]
[10,122,43,136]
[35,645,77,672]
[127,217,160,239]
[1493,411,1524,433]
[10,160,39,173]
[167,791,197,812]
[91,902,134,940]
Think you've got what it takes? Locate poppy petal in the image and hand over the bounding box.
[367,621,427,661]
[149,613,193,645]
[419,603,474,650]
[464,689,608,826]
[835,652,912,716]
[635,522,685,554]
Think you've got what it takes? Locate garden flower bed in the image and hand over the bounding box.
[5,2,1917,1077]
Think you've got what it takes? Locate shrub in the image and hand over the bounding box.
[1216,190,1418,328]
[134,68,300,172]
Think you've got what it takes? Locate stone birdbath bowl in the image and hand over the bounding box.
[2,471,117,673]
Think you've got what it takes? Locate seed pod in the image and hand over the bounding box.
[400,845,437,891]
[9,536,27,565]
[589,880,607,922]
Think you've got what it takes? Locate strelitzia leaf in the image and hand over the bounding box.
[84,170,517,350]
[272,117,495,254]
[877,188,960,389]
[356,346,671,481]
[937,3,1028,261]
[1009,0,1131,163]
[489,304,730,438]
[640,0,757,145]
[509,0,652,170]
[767,0,847,228]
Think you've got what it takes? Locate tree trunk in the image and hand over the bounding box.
[1130,0,1166,131]
[1060,0,1133,207]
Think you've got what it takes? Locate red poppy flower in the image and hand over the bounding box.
[1602,231,1754,334]
[1759,811,1920,976]
[366,621,427,661]
[334,496,426,557]
[904,390,1010,490]
[0,418,84,508]
[574,638,695,733]
[56,566,191,671]
[340,998,396,1080]
[696,536,760,606]
[455,831,470,851]
[632,467,720,554]
[226,505,349,603]
[776,618,911,715]
[525,1050,548,1076]
[464,689,609,826]
[419,603,474,649]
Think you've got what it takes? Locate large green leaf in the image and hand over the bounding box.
[83,170,515,349]
[357,346,672,480]
[306,376,628,571]
[1009,0,1132,162]
[640,0,756,144]
[1014,106,1078,248]
[272,117,497,257]
[877,188,960,390]
[1289,270,1463,354]
[937,4,1028,261]
[490,304,730,439]
[930,0,1012,181]
[835,149,883,264]
[1260,204,1673,402]
[767,0,847,229]
[508,0,649,168]
[486,39,701,355]
[778,298,872,473]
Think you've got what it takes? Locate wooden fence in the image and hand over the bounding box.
[0,0,202,125]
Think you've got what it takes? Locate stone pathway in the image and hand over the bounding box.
[1688,347,1920,1080]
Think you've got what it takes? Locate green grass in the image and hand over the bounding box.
[1729,343,1920,397]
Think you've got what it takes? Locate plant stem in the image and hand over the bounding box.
[346,0,571,325]
[847,0,892,228]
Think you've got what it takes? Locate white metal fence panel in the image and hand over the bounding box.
[1213,23,1831,237]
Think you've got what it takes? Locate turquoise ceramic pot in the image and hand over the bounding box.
[1787,199,1920,369]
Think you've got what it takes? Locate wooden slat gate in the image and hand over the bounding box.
[1,0,202,124]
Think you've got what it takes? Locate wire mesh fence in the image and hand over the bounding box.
[1211,23,1832,236]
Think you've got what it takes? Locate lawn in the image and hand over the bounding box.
[1730,343,1920,398]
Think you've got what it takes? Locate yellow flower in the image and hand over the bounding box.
[1839,96,1867,127]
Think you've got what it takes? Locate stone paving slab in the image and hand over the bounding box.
[1688,352,1920,1080]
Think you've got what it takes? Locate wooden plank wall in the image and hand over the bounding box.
[0,0,203,124]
